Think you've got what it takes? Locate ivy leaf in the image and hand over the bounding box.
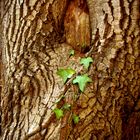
[72,114,80,124]
[69,49,75,56]
[73,74,92,92]
[80,57,93,69]
[62,103,71,110]
[57,68,76,83]
[53,108,64,119]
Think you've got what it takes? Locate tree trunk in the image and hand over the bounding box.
[0,0,140,139]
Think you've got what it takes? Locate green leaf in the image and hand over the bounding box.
[72,114,80,124]
[69,49,75,56]
[53,108,64,119]
[62,103,71,110]
[80,57,93,69]
[73,74,92,92]
[57,68,76,83]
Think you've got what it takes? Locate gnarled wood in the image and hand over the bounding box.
[0,0,140,139]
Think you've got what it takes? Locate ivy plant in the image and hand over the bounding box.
[62,103,71,110]
[53,108,64,119]
[69,49,75,56]
[80,57,93,69]
[55,53,94,121]
[73,74,92,92]
[57,68,76,83]
[72,114,80,124]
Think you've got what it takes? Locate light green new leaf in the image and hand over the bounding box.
[53,108,64,119]
[62,103,71,110]
[57,68,76,83]
[73,74,92,92]
[80,57,93,69]
[72,114,80,124]
[69,49,75,56]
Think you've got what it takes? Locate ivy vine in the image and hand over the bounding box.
[53,51,94,124]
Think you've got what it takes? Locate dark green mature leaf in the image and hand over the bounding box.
[57,68,76,83]
[73,74,92,92]
[72,114,80,124]
[80,57,93,69]
[53,108,64,119]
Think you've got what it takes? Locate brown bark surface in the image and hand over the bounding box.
[0,0,140,140]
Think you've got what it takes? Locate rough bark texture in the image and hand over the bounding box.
[0,0,140,140]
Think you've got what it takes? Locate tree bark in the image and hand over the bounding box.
[0,0,140,140]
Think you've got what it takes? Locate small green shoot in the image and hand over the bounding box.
[73,74,92,92]
[62,103,71,110]
[57,68,76,83]
[69,49,75,56]
[72,114,80,124]
[53,108,64,119]
[80,57,93,69]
